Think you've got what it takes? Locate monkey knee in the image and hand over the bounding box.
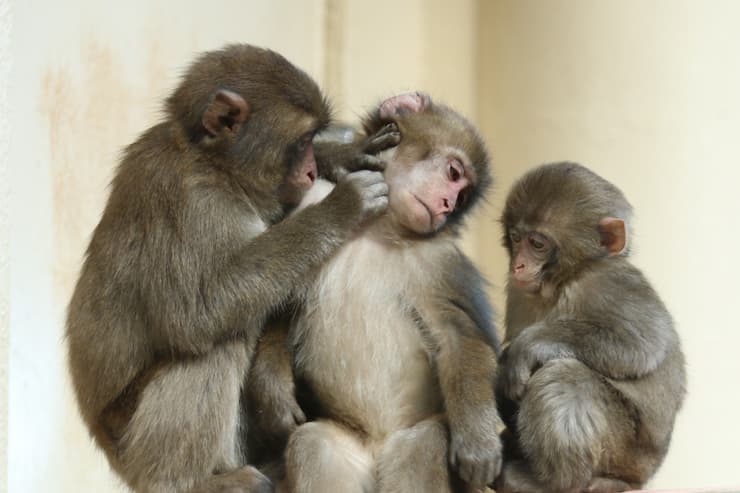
[378,419,452,493]
[382,418,448,458]
[517,359,607,489]
[118,356,245,487]
[285,422,373,492]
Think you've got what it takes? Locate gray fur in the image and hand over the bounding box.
[496,162,686,493]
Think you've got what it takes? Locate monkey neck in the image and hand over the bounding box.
[369,213,454,248]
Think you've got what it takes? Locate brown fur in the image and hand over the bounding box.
[250,93,503,492]
[495,162,686,493]
[66,44,391,493]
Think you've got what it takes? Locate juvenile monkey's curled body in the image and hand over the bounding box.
[495,162,686,493]
[251,93,503,493]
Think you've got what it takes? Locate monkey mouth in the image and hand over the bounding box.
[307,169,316,184]
[411,193,434,229]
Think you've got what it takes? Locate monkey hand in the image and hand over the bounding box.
[254,389,307,443]
[449,404,503,488]
[326,169,389,223]
[333,123,400,178]
[500,327,572,401]
[362,122,401,156]
[314,124,398,182]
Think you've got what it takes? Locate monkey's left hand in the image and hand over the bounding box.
[251,382,306,443]
[499,324,574,401]
[449,403,503,488]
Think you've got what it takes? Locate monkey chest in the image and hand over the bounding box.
[293,240,441,436]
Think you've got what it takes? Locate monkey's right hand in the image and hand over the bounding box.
[254,390,306,443]
[325,169,389,223]
[362,122,401,156]
[328,123,400,179]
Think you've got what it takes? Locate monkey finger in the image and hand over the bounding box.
[352,154,387,172]
[485,455,502,486]
[364,123,401,154]
[363,181,389,200]
[365,196,388,216]
[290,402,307,425]
[458,457,474,484]
[344,169,383,184]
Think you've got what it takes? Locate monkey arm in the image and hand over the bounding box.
[246,313,305,451]
[166,181,373,356]
[501,267,677,400]
[416,252,503,487]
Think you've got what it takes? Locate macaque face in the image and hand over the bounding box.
[507,226,554,293]
[382,145,472,235]
[279,130,319,206]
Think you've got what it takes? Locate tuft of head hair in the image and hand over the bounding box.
[363,98,492,224]
[501,162,633,269]
[166,44,331,143]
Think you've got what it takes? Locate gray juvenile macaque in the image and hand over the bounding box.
[65,44,398,493]
[249,92,503,493]
[494,162,686,493]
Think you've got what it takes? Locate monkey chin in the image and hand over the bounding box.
[399,192,441,235]
[512,277,544,297]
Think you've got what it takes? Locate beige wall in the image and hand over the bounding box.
[0,2,10,492]
[477,1,740,489]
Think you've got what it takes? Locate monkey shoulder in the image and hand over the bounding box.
[411,242,498,348]
[562,259,667,313]
[557,258,679,353]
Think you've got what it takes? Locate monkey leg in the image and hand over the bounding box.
[511,358,635,493]
[377,417,464,493]
[116,341,271,493]
[284,420,374,493]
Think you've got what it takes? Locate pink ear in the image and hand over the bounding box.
[378,91,431,119]
[202,89,250,137]
[599,217,627,256]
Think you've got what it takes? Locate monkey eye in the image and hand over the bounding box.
[529,237,545,250]
[447,159,464,182]
[297,133,314,151]
[510,230,521,243]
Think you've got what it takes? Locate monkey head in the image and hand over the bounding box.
[362,92,491,236]
[501,162,633,295]
[165,44,331,208]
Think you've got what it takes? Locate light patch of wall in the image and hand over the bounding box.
[477,0,740,488]
[0,1,11,492]
[8,1,323,492]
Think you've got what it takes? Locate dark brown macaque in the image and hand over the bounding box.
[251,92,503,492]
[65,44,394,493]
[494,162,686,493]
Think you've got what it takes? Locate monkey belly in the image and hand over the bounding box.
[293,238,443,440]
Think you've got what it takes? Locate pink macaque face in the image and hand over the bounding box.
[280,132,318,206]
[382,145,472,235]
[508,228,553,293]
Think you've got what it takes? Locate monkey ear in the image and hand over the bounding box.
[599,217,627,256]
[378,91,431,119]
[202,89,250,138]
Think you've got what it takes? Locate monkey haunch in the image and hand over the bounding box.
[65,44,393,493]
[495,162,686,493]
[251,93,503,492]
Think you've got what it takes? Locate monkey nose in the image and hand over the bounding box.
[441,195,456,214]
